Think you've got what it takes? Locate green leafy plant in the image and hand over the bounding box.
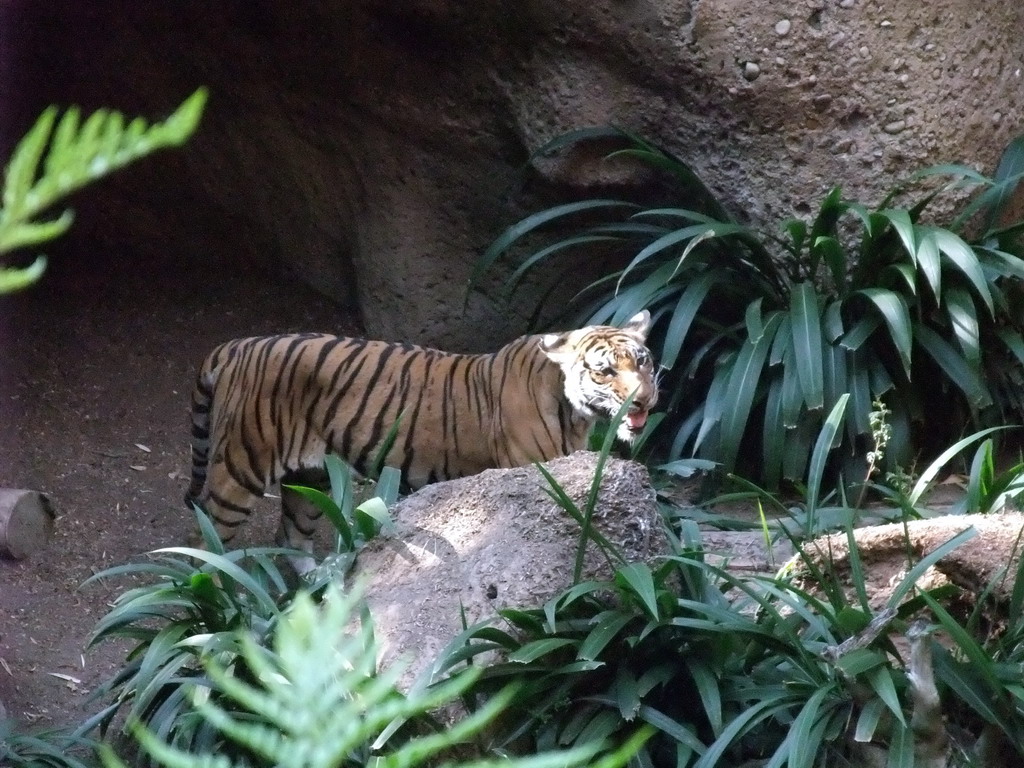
[475,127,1024,488]
[0,88,207,293]
[0,719,99,768]
[85,453,400,757]
[418,391,1024,766]
[424,529,714,767]
[283,455,400,582]
[99,585,647,768]
[425,517,982,767]
[867,425,1024,517]
[83,509,305,753]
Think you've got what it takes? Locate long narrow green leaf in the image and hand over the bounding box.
[151,547,279,617]
[507,638,577,663]
[325,453,352,512]
[929,227,993,313]
[2,107,57,216]
[997,326,1024,368]
[822,340,847,414]
[944,286,980,366]
[885,720,914,768]
[587,260,679,326]
[610,144,738,225]
[806,394,849,519]
[907,426,1007,504]
[761,378,787,490]
[577,612,634,661]
[529,125,631,160]
[506,234,622,292]
[284,484,353,551]
[613,223,717,293]
[853,697,886,743]
[913,324,992,408]
[838,314,881,352]
[354,497,392,540]
[977,244,1024,279]
[718,313,785,471]
[0,255,49,292]
[635,703,707,754]
[686,660,722,737]
[908,162,991,186]
[787,686,833,768]
[813,236,848,293]
[878,209,916,261]
[926,607,1017,742]
[659,268,722,370]
[915,227,942,302]
[613,563,659,620]
[854,288,913,376]
[822,300,844,342]
[866,666,905,727]
[694,698,793,768]
[982,134,1024,232]
[885,527,976,607]
[469,199,639,298]
[790,282,825,410]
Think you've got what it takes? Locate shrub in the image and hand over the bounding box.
[475,128,1024,488]
[83,512,304,755]
[85,455,400,756]
[0,718,99,768]
[99,584,647,768]
[424,403,1024,765]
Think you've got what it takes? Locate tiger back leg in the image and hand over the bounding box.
[278,467,329,576]
[193,460,264,549]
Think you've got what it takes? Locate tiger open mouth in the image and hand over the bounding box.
[625,407,648,433]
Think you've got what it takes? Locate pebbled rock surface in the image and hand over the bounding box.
[3,1,1022,349]
[354,451,666,688]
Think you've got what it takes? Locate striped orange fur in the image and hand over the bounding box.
[185,311,657,569]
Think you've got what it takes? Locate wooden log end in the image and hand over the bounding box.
[0,489,55,560]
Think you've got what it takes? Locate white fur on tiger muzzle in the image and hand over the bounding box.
[540,310,659,444]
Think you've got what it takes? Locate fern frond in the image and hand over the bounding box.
[0,87,207,291]
[0,255,47,292]
[118,585,640,768]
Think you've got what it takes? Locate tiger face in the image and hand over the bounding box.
[540,310,659,443]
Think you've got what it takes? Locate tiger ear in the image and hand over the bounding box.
[621,310,652,341]
[539,332,573,363]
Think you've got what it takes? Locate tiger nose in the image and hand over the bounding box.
[633,384,657,411]
[628,390,652,413]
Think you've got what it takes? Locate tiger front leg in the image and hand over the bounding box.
[278,468,329,577]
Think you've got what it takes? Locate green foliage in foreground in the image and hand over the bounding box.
[96,584,646,768]
[54,409,1024,766]
[0,87,207,293]
[0,718,99,768]
[476,126,1024,488]
[426,408,1024,766]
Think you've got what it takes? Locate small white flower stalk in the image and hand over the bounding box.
[866,397,892,472]
[858,397,914,506]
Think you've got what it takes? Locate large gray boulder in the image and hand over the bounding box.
[354,451,666,688]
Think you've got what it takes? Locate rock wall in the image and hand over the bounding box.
[3,0,1021,349]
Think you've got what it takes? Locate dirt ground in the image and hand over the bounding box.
[0,254,360,731]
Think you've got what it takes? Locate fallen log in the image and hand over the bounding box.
[0,489,54,559]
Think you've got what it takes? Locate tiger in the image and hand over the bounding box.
[184,310,658,572]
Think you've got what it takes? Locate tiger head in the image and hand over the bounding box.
[540,310,659,443]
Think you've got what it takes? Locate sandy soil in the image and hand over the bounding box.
[0,253,360,731]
